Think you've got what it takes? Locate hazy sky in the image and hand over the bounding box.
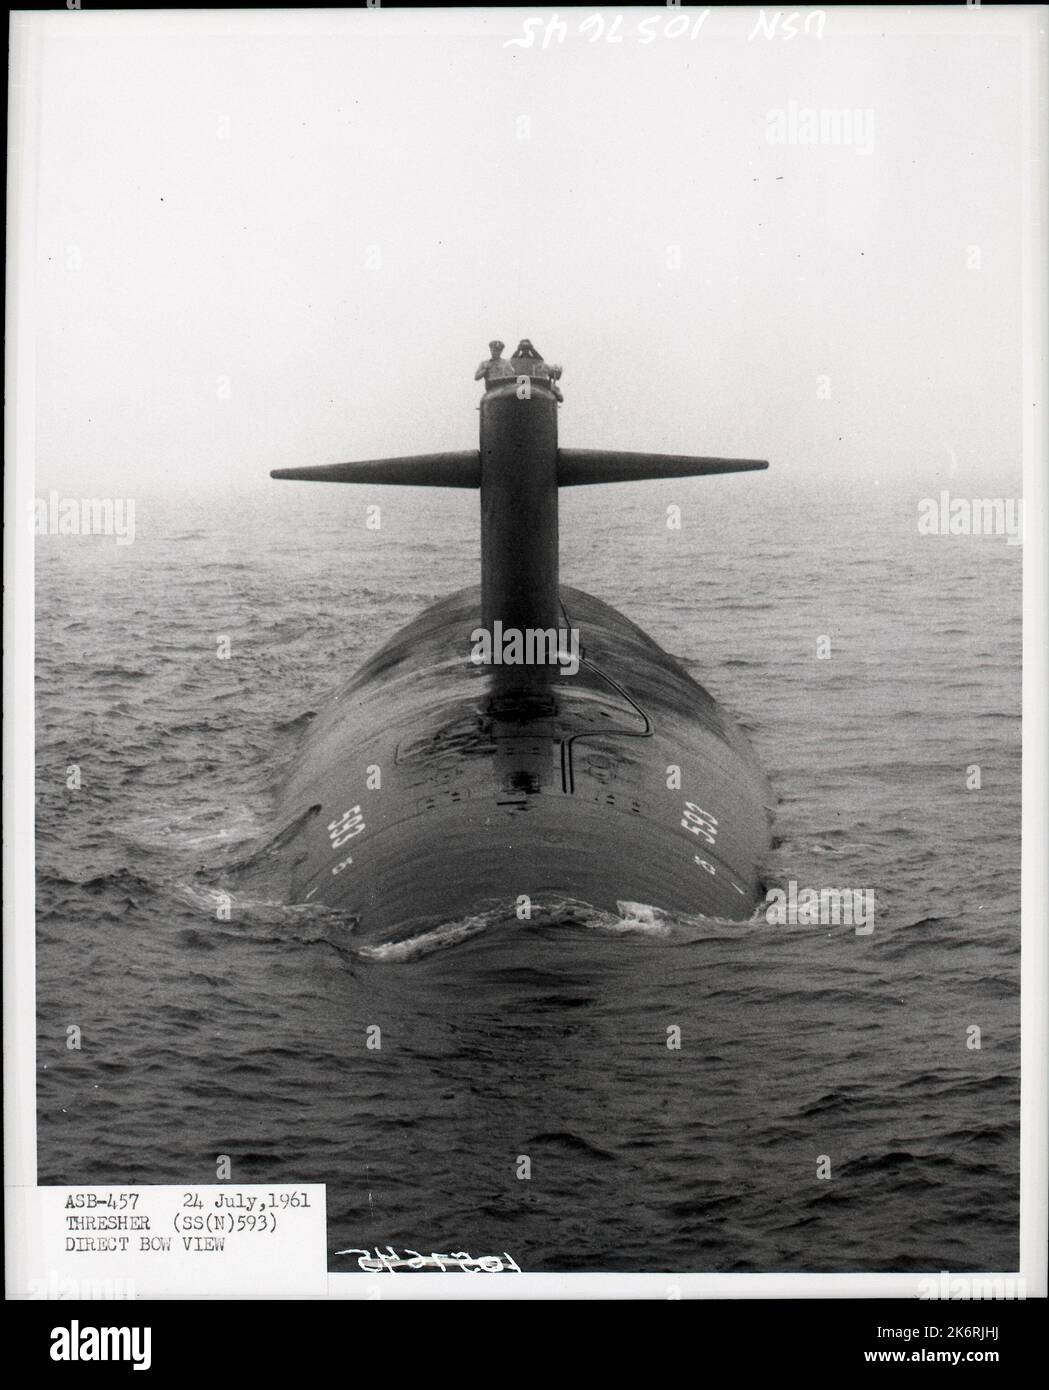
[13,6,1041,494]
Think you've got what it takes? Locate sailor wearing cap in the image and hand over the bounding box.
[475,340,515,387]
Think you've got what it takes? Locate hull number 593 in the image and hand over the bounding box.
[681,801,718,845]
[328,806,366,849]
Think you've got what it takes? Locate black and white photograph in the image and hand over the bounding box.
[6,1,1047,1319]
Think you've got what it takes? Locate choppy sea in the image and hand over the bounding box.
[35,474,1021,1272]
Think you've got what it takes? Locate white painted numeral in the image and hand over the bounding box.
[681,801,718,844]
[328,805,365,849]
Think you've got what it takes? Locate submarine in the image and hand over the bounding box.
[269,340,773,941]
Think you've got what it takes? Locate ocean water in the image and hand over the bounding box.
[34,475,1022,1272]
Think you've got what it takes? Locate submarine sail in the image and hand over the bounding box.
[270,340,772,939]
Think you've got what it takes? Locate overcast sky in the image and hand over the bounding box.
[13,6,1040,495]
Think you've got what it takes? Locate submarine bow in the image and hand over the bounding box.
[269,341,772,940]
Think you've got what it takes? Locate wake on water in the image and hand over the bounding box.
[177,874,769,964]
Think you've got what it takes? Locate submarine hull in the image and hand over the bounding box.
[275,585,772,940]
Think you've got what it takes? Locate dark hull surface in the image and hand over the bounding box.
[275,585,772,940]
